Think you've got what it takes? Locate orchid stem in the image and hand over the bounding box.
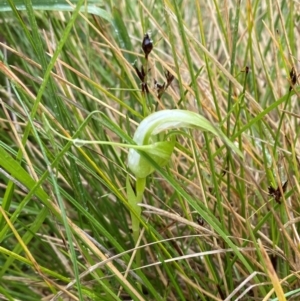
[132,177,146,266]
[127,176,145,268]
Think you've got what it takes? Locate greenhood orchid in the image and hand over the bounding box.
[126,109,243,259]
[128,109,242,178]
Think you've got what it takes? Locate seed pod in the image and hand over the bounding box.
[142,33,153,59]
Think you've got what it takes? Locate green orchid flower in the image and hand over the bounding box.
[127,109,243,263]
[128,109,242,178]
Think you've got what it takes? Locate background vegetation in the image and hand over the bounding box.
[0,0,299,300]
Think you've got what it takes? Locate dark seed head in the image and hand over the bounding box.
[268,180,288,204]
[142,33,153,59]
[165,70,174,86]
[154,80,165,98]
[289,67,297,91]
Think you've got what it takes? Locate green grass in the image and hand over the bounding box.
[0,1,299,300]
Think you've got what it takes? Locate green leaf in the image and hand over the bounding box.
[0,0,112,22]
[0,145,48,203]
[112,7,135,62]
